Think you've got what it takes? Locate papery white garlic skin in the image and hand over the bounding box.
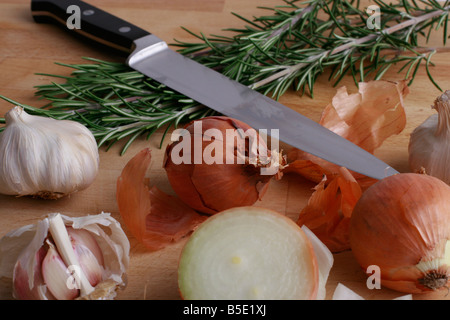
[409,91,450,184]
[0,106,99,199]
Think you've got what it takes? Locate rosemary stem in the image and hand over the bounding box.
[251,5,450,89]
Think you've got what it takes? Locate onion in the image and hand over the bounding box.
[177,206,321,299]
[349,173,450,294]
[164,116,284,214]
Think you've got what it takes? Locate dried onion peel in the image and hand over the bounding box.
[116,148,207,251]
[349,173,450,294]
[285,80,408,185]
[297,167,362,253]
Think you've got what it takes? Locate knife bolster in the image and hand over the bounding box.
[127,35,169,67]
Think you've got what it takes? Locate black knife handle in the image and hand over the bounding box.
[31,0,150,53]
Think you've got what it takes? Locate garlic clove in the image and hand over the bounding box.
[73,244,103,287]
[13,247,50,300]
[41,241,79,300]
[67,227,104,268]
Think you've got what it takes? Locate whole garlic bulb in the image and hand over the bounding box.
[409,90,450,184]
[0,106,99,199]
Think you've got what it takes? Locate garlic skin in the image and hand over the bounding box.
[0,212,129,300]
[0,106,99,199]
[409,90,450,184]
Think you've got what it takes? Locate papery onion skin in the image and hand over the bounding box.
[117,148,207,251]
[349,173,450,294]
[164,116,282,214]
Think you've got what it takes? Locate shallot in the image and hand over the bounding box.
[164,116,284,214]
[349,173,450,294]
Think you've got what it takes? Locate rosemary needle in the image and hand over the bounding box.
[1,0,449,154]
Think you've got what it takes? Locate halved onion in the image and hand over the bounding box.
[177,207,320,300]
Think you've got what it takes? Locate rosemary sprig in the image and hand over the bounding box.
[0,59,216,154]
[1,0,449,154]
[174,0,450,97]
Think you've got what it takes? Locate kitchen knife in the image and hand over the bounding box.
[31,0,399,180]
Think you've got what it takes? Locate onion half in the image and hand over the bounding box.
[178,207,323,300]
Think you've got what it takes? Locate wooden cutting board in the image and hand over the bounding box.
[1,0,450,300]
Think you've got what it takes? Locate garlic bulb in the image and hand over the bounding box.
[408,90,450,184]
[0,106,99,199]
[0,212,129,300]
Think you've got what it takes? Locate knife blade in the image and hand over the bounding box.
[31,0,399,180]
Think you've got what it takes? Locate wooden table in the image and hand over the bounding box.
[0,0,449,300]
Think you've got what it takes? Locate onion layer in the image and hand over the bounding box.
[349,173,450,294]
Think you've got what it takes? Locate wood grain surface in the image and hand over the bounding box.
[1,0,450,300]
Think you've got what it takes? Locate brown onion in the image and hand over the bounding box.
[163,116,284,214]
[349,173,450,294]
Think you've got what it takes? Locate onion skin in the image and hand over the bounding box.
[164,116,281,214]
[117,148,207,251]
[349,173,450,294]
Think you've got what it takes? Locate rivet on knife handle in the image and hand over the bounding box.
[31,0,150,53]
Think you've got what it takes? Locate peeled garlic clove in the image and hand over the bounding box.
[409,90,450,184]
[0,106,99,199]
[41,242,79,300]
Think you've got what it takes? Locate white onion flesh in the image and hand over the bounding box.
[178,207,320,300]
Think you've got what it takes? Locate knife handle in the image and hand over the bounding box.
[31,0,150,53]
